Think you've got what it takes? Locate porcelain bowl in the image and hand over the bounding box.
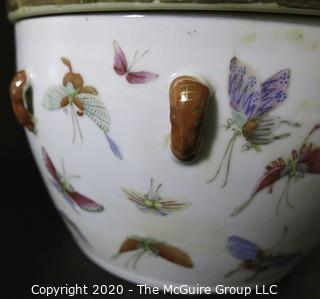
[10,13,320,290]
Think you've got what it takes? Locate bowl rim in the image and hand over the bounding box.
[7,0,320,22]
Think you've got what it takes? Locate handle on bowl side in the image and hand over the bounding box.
[10,70,35,133]
[169,76,210,162]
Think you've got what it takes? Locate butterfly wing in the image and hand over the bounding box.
[79,93,110,134]
[256,69,290,116]
[232,110,247,128]
[229,57,261,120]
[113,40,128,76]
[105,135,123,160]
[42,147,103,212]
[227,236,260,261]
[42,85,69,110]
[153,242,194,268]
[159,199,190,213]
[118,238,141,253]
[66,190,104,212]
[252,158,289,196]
[79,93,122,159]
[42,147,59,181]
[42,149,79,212]
[54,182,79,213]
[297,124,320,173]
[298,145,320,174]
[122,188,147,206]
[126,71,159,84]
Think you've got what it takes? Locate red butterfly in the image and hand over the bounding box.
[232,124,320,216]
[113,40,159,84]
[42,147,104,213]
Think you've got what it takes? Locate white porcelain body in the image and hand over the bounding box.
[15,13,320,289]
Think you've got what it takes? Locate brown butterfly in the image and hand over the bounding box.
[114,237,193,269]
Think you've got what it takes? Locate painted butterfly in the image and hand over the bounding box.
[122,179,190,216]
[232,124,320,216]
[43,58,122,159]
[207,57,299,187]
[225,228,301,282]
[113,40,159,84]
[114,237,193,269]
[42,147,104,213]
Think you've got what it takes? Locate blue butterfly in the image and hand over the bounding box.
[207,57,300,187]
[225,228,301,282]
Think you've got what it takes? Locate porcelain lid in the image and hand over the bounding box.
[7,0,320,21]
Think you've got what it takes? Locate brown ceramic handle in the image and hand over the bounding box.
[10,70,34,132]
[169,76,210,162]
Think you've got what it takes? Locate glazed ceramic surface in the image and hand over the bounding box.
[13,13,320,288]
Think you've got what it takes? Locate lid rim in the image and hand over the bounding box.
[7,1,320,22]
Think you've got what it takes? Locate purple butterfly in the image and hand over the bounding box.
[207,57,300,187]
[225,227,301,282]
[113,40,159,84]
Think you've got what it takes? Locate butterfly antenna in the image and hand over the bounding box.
[141,49,149,57]
[154,184,162,200]
[276,177,291,215]
[221,133,238,188]
[128,49,149,71]
[127,50,139,71]
[61,57,73,72]
[137,49,149,64]
[147,178,154,199]
[230,194,256,217]
[133,50,138,60]
[206,132,237,183]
